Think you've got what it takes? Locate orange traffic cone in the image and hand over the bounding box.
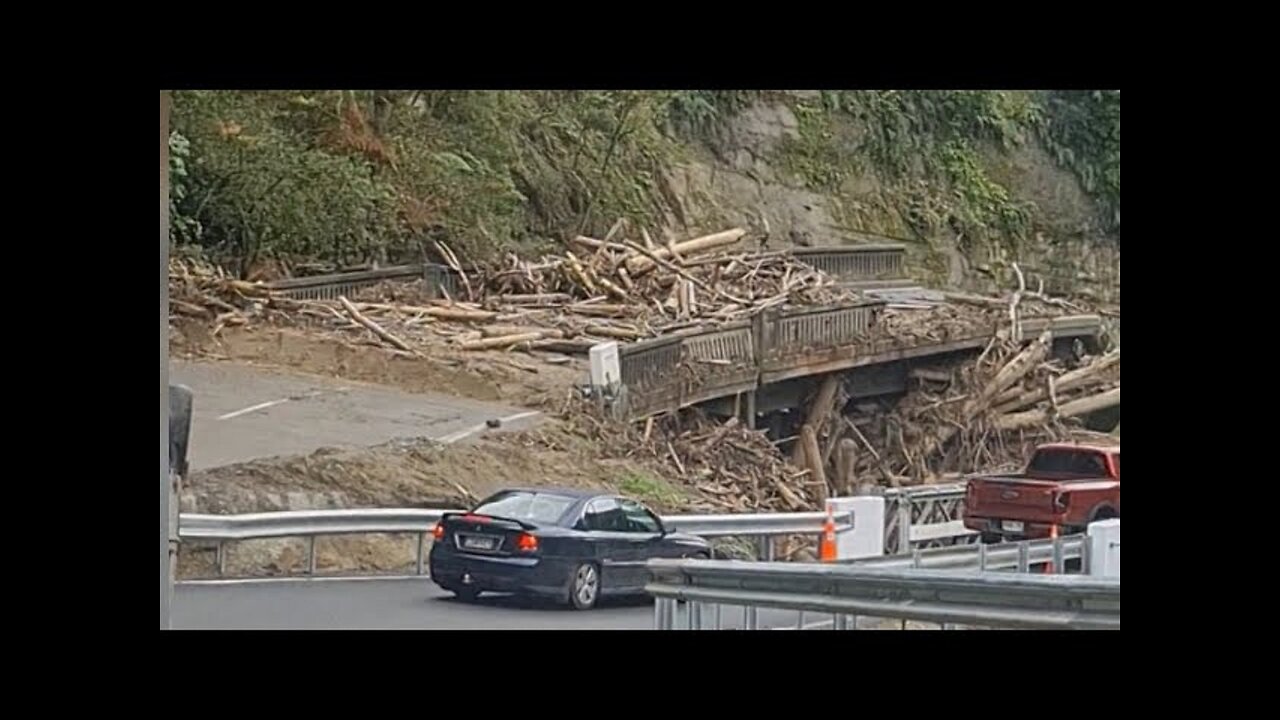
[820,505,837,562]
[1043,524,1058,574]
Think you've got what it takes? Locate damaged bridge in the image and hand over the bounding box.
[602,244,1109,427]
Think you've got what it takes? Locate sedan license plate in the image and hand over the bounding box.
[462,535,498,551]
[1002,520,1025,533]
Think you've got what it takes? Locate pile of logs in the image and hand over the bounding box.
[557,401,820,514]
[483,226,856,325]
[168,226,864,358]
[170,227,1090,368]
[789,331,1121,494]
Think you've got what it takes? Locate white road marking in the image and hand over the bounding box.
[433,410,542,445]
[217,398,291,420]
[216,389,338,421]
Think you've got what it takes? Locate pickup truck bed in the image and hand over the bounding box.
[964,443,1120,541]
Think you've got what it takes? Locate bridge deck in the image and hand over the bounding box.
[617,308,1102,420]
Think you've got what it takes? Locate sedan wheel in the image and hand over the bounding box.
[569,563,600,610]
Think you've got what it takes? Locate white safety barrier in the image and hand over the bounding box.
[1088,519,1120,578]
[826,497,885,560]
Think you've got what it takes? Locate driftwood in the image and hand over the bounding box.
[995,386,1120,431]
[835,438,858,497]
[790,374,842,464]
[460,332,544,351]
[800,424,828,502]
[994,349,1120,413]
[338,296,415,353]
[624,228,746,275]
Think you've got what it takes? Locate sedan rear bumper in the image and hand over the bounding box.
[429,549,573,598]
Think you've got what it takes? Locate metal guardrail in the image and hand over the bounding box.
[263,263,459,301]
[647,559,1120,630]
[850,534,1088,574]
[792,245,906,283]
[181,509,445,540]
[178,508,854,579]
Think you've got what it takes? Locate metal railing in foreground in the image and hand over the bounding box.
[851,533,1088,574]
[177,508,853,579]
[647,558,1120,630]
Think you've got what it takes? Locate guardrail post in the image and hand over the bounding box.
[686,601,698,630]
[307,536,318,575]
[416,532,426,575]
[713,603,722,630]
[1087,519,1120,578]
[654,598,676,630]
[1052,536,1065,573]
[216,542,226,577]
[757,536,775,561]
[978,542,988,571]
[1017,541,1030,573]
[745,606,759,630]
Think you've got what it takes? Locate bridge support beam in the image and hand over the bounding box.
[742,390,756,429]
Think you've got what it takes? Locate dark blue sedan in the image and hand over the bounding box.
[428,488,710,610]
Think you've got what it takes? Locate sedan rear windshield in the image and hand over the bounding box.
[472,492,576,525]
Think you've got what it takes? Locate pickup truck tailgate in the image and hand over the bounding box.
[969,476,1059,516]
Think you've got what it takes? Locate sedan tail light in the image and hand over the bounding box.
[432,523,445,541]
[515,532,539,553]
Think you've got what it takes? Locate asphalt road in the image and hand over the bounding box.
[171,360,541,469]
[173,578,866,630]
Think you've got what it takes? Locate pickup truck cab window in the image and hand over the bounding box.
[1028,448,1107,476]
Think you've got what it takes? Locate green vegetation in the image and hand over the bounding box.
[775,91,1042,248]
[1037,91,1121,232]
[168,90,1119,275]
[774,90,1119,248]
[170,90,691,273]
[616,471,686,509]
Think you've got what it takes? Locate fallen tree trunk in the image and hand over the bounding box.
[339,296,415,353]
[995,349,1120,413]
[482,325,565,339]
[459,332,544,351]
[422,306,499,322]
[800,424,828,502]
[624,228,746,275]
[790,374,842,464]
[966,330,1052,416]
[994,386,1120,431]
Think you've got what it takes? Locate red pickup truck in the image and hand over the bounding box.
[964,441,1120,542]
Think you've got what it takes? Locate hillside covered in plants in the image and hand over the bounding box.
[168,90,1119,298]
